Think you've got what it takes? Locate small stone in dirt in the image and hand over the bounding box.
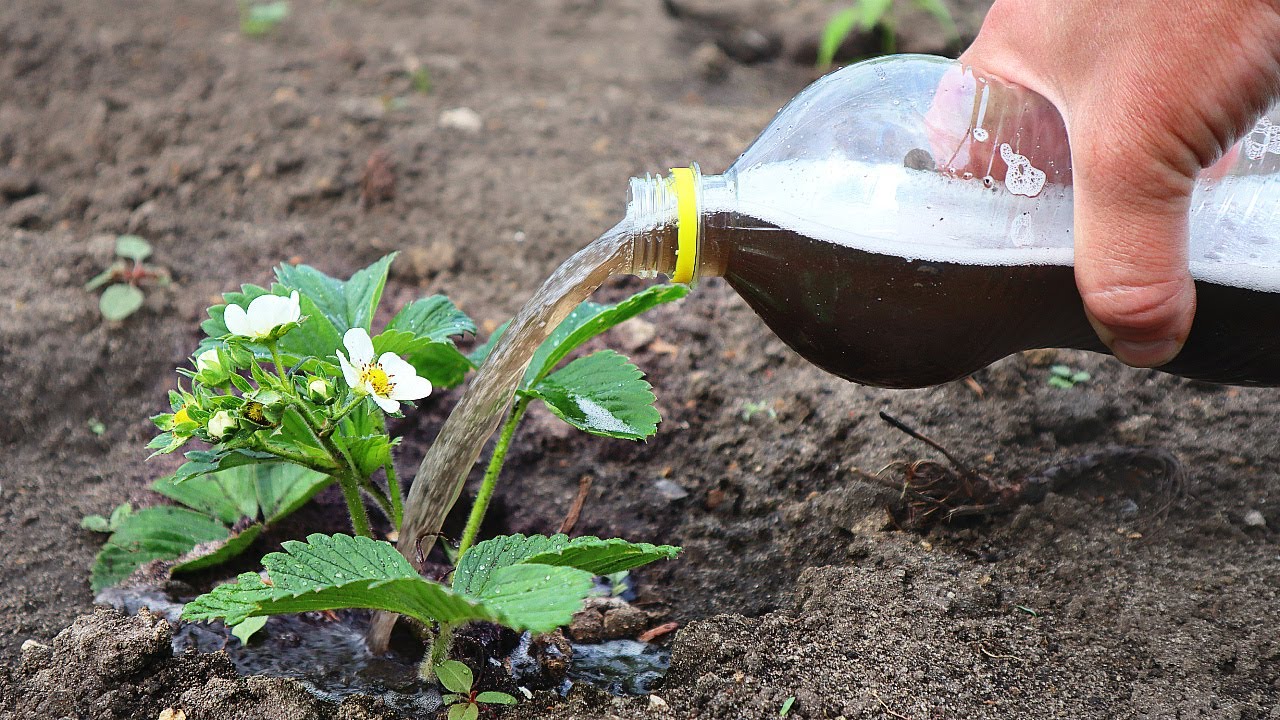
[615,317,657,352]
[395,241,458,281]
[653,478,690,502]
[3,193,52,229]
[0,167,38,198]
[1243,509,1267,527]
[1116,413,1157,443]
[649,694,671,712]
[158,709,187,720]
[359,148,397,209]
[692,42,731,83]
[439,107,483,134]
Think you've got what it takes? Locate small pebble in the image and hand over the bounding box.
[20,639,48,652]
[439,107,483,134]
[653,479,689,502]
[648,694,670,712]
[1243,509,1266,527]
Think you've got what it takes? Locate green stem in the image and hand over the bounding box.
[361,476,395,519]
[456,396,529,559]
[267,341,289,384]
[322,395,365,437]
[336,471,373,537]
[422,620,458,676]
[284,397,373,537]
[253,439,339,474]
[385,460,404,531]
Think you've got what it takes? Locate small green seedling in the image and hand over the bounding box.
[84,235,171,321]
[436,660,517,720]
[239,0,289,37]
[780,696,796,718]
[817,0,958,68]
[1047,364,1090,389]
[741,400,777,422]
[411,68,432,95]
[81,503,134,534]
[88,418,106,436]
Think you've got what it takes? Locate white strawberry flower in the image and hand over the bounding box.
[336,328,432,413]
[224,291,301,341]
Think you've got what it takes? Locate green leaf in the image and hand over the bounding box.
[231,616,268,645]
[817,7,859,68]
[455,534,678,595]
[168,448,278,486]
[115,235,153,262]
[81,515,111,533]
[274,254,395,335]
[99,283,145,321]
[448,704,478,720]
[435,660,474,694]
[859,0,894,28]
[474,564,594,632]
[172,523,264,573]
[527,350,660,440]
[386,295,476,343]
[84,264,119,292]
[181,534,592,634]
[347,434,394,480]
[780,696,796,717]
[441,695,462,705]
[241,0,289,36]
[475,692,518,706]
[472,285,685,388]
[523,536,681,576]
[453,533,569,596]
[183,534,496,627]
[155,462,329,527]
[90,507,229,591]
[372,330,473,390]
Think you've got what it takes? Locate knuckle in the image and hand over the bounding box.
[1078,277,1191,335]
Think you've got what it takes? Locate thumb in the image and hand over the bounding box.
[1071,131,1197,368]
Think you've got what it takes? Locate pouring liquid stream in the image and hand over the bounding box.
[367,222,636,650]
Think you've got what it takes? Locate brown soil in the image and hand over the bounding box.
[3,1,1279,718]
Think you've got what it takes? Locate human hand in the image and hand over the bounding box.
[961,0,1280,367]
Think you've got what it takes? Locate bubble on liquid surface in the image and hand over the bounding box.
[999,143,1047,197]
[1244,117,1280,160]
[972,127,989,142]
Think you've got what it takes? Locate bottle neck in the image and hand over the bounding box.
[625,165,731,283]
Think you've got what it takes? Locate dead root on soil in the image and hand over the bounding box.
[863,411,1184,531]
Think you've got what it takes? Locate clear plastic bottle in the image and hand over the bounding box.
[627,54,1280,387]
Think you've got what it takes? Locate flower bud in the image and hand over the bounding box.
[208,410,237,439]
[306,376,334,405]
[195,348,231,386]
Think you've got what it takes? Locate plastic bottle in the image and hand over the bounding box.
[626,54,1280,387]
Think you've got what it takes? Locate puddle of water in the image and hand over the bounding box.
[97,585,671,704]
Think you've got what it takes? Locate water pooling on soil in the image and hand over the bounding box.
[96,585,672,708]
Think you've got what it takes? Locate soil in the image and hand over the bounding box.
[3,1,1279,719]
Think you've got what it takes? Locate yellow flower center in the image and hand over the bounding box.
[174,407,192,425]
[360,364,395,397]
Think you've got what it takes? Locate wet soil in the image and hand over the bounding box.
[3,1,1280,718]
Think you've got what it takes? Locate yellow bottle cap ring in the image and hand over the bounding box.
[669,166,698,284]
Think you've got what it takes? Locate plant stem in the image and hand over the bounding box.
[267,340,289,384]
[284,397,374,537]
[456,396,529,559]
[253,439,338,474]
[422,620,458,676]
[336,470,373,537]
[322,395,365,437]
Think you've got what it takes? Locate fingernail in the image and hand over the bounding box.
[1109,339,1183,368]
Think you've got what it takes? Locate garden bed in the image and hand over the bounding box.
[3,0,1279,718]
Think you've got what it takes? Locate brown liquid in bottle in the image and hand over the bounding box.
[700,213,1280,388]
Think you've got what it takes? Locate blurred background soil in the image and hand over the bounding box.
[2,1,1278,718]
